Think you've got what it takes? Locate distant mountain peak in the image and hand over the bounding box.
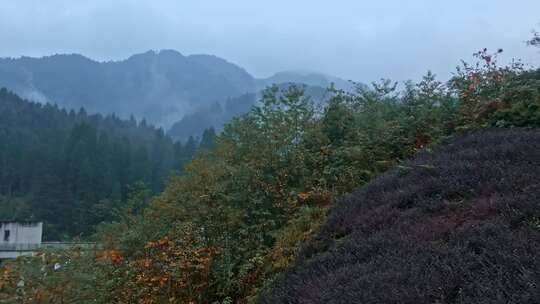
[256,70,354,92]
[125,49,186,63]
[0,50,253,128]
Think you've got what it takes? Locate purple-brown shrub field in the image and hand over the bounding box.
[262,129,540,304]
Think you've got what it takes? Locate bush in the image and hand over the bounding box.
[261,129,540,304]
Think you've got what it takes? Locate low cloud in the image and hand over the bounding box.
[1,0,539,82]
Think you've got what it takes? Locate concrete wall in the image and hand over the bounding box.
[0,221,42,246]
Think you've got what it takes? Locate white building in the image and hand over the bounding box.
[0,221,43,259]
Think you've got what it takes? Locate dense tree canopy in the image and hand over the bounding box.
[0,89,210,239]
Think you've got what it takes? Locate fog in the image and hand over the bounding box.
[1,0,539,82]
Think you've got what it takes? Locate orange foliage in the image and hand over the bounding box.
[108,228,219,304]
[97,249,124,263]
[297,192,309,200]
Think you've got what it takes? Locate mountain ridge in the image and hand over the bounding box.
[0,50,356,140]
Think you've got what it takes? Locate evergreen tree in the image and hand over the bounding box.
[0,88,192,239]
[199,127,217,151]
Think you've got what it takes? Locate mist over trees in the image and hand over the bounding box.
[0,51,352,142]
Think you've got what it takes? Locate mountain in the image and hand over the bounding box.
[0,51,358,141]
[262,129,540,303]
[168,93,257,141]
[256,70,355,92]
[187,54,256,94]
[167,84,330,141]
[0,50,256,129]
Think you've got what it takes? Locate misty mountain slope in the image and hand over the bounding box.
[167,83,332,141]
[168,93,256,141]
[256,71,355,92]
[188,54,256,93]
[0,51,359,141]
[0,50,255,128]
[261,129,540,304]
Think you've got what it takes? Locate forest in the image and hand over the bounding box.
[0,89,216,239]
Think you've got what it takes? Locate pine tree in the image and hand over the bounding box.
[199,127,217,151]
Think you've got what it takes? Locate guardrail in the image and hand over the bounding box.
[42,242,97,249]
[0,242,97,252]
[0,244,41,251]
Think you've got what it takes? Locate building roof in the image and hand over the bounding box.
[0,221,42,225]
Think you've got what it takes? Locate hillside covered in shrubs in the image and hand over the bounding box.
[261,129,540,303]
[0,38,539,303]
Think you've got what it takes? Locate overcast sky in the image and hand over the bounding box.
[1,0,539,82]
